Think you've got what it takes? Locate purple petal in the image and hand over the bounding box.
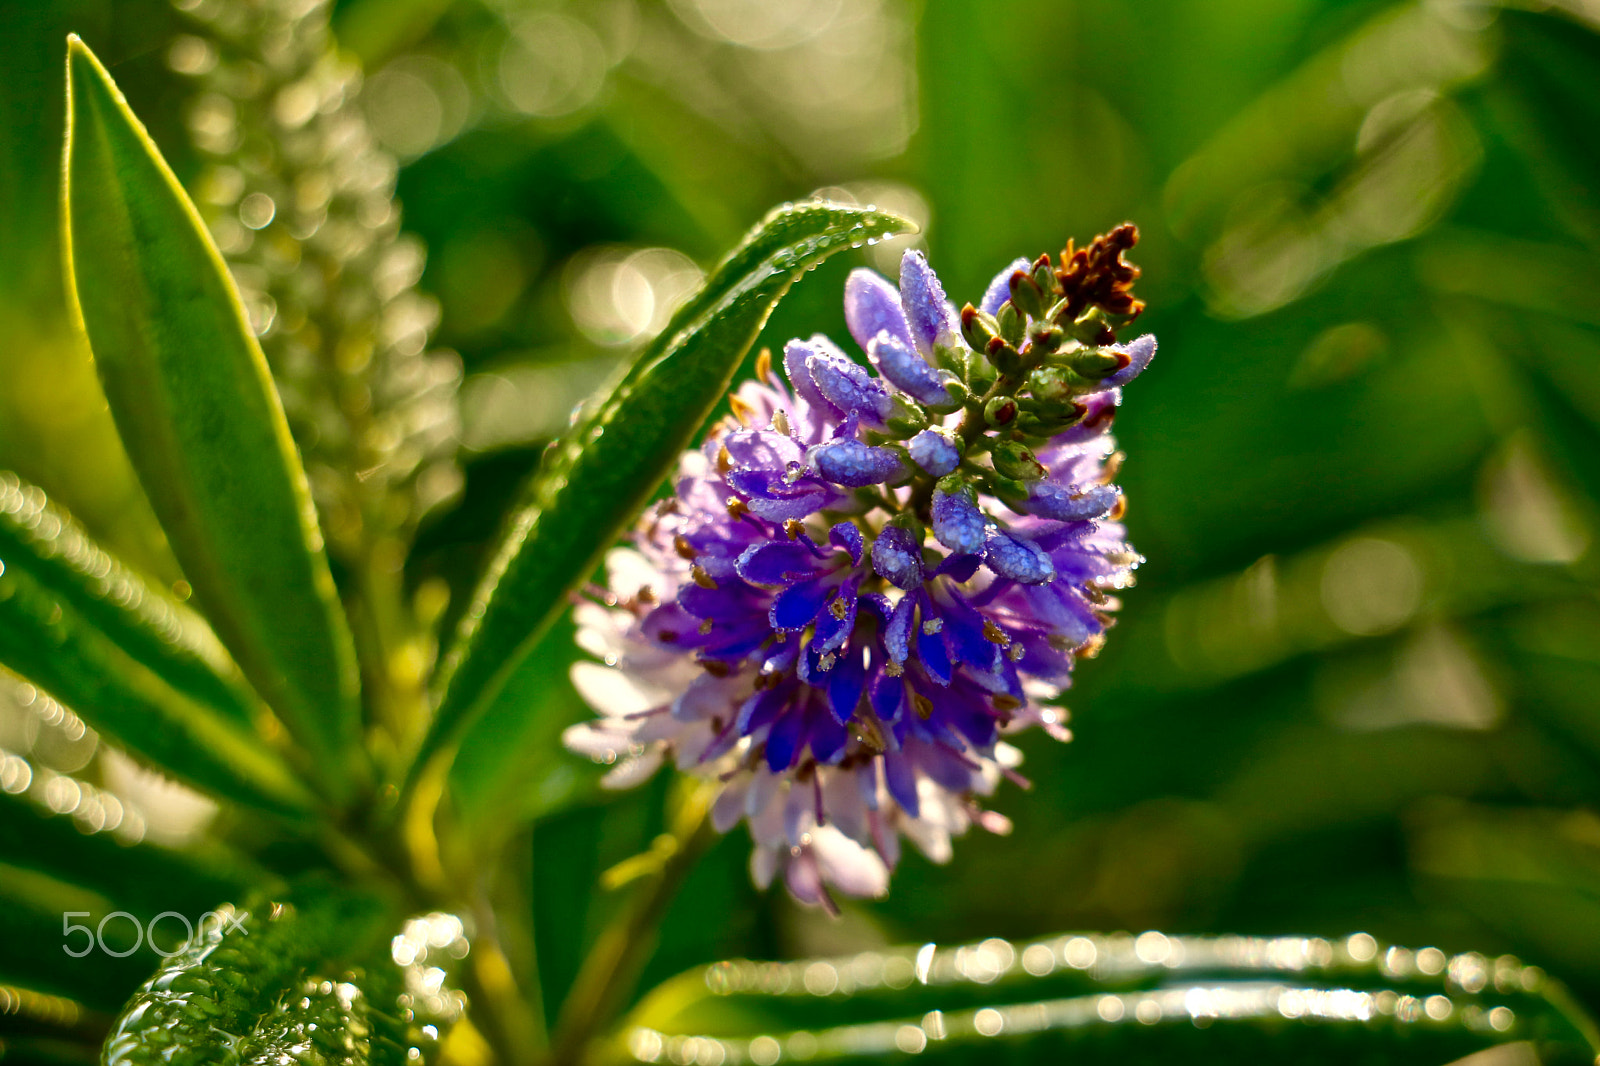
[931,488,986,554]
[1024,482,1121,522]
[919,624,953,685]
[935,592,998,670]
[737,687,788,733]
[808,707,851,762]
[771,576,833,630]
[828,521,865,564]
[886,593,918,663]
[884,750,920,817]
[981,257,1031,315]
[1101,334,1156,388]
[899,250,959,356]
[933,553,983,582]
[870,669,905,722]
[811,438,905,487]
[826,644,867,724]
[737,541,823,587]
[871,526,924,590]
[844,268,914,354]
[807,347,893,425]
[867,331,951,407]
[765,708,805,771]
[784,338,840,416]
[984,527,1056,585]
[813,576,861,654]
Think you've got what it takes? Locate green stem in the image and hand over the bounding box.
[548,788,718,1066]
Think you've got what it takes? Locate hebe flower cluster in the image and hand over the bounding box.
[566,226,1154,910]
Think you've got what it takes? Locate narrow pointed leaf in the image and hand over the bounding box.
[103,892,447,1066]
[61,38,359,779]
[0,554,316,814]
[418,201,913,777]
[0,471,260,727]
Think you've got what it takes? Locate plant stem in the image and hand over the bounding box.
[548,787,718,1066]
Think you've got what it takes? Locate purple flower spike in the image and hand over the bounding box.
[807,348,894,426]
[871,526,924,589]
[844,268,915,355]
[900,250,961,356]
[868,331,951,407]
[984,527,1056,584]
[981,257,1031,316]
[811,437,905,487]
[1024,482,1120,522]
[1101,334,1156,388]
[931,488,986,554]
[907,428,960,476]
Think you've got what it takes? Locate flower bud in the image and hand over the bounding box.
[907,427,961,476]
[991,440,1046,481]
[984,336,1024,377]
[1008,270,1046,319]
[932,478,986,554]
[996,301,1025,347]
[960,303,1000,352]
[983,395,1018,428]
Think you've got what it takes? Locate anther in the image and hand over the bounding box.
[922,618,944,635]
[912,693,934,719]
[983,620,1010,646]
[829,598,849,620]
[783,519,804,540]
[772,409,791,436]
[691,565,718,589]
[673,535,698,560]
[728,394,755,427]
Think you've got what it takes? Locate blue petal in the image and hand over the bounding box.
[884,751,920,817]
[807,348,893,425]
[919,624,953,685]
[771,576,833,630]
[868,331,951,407]
[936,592,998,670]
[765,708,806,771]
[981,257,1031,315]
[811,438,905,487]
[812,576,861,654]
[783,337,841,416]
[844,267,914,354]
[871,526,924,590]
[828,521,865,564]
[870,670,905,722]
[826,644,867,724]
[1023,482,1121,522]
[931,488,986,554]
[737,541,823,587]
[737,687,788,733]
[933,552,983,582]
[886,592,918,662]
[1102,333,1156,388]
[808,709,850,763]
[907,428,960,476]
[899,250,958,356]
[984,527,1057,585]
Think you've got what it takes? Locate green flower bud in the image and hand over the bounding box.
[992,439,1047,481]
[960,303,1000,352]
[984,336,1024,376]
[1008,271,1046,319]
[997,301,1026,347]
[884,395,929,437]
[984,395,1018,427]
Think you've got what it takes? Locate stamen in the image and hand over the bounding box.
[983,620,1010,646]
[691,565,718,589]
[922,618,944,635]
[673,535,698,560]
[699,619,714,635]
[717,445,734,476]
[725,496,749,519]
[1007,643,1025,662]
[1099,450,1125,484]
[700,659,730,677]
[817,652,837,671]
[829,598,849,620]
[728,394,755,427]
[772,408,791,436]
[754,347,773,384]
[912,693,934,719]
[783,519,804,540]
[884,659,904,677]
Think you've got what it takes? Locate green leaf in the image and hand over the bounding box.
[0,865,152,1013]
[0,546,316,814]
[60,37,360,784]
[418,200,913,780]
[0,787,251,921]
[626,932,1600,1066]
[0,471,261,728]
[103,891,448,1066]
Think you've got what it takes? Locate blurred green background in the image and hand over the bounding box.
[4,0,1600,1040]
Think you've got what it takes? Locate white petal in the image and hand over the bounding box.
[600,747,663,790]
[811,825,889,899]
[571,661,672,717]
[750,843,779,889]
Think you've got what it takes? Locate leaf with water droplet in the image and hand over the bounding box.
[419,200,914,787]
[61,38,360,793]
